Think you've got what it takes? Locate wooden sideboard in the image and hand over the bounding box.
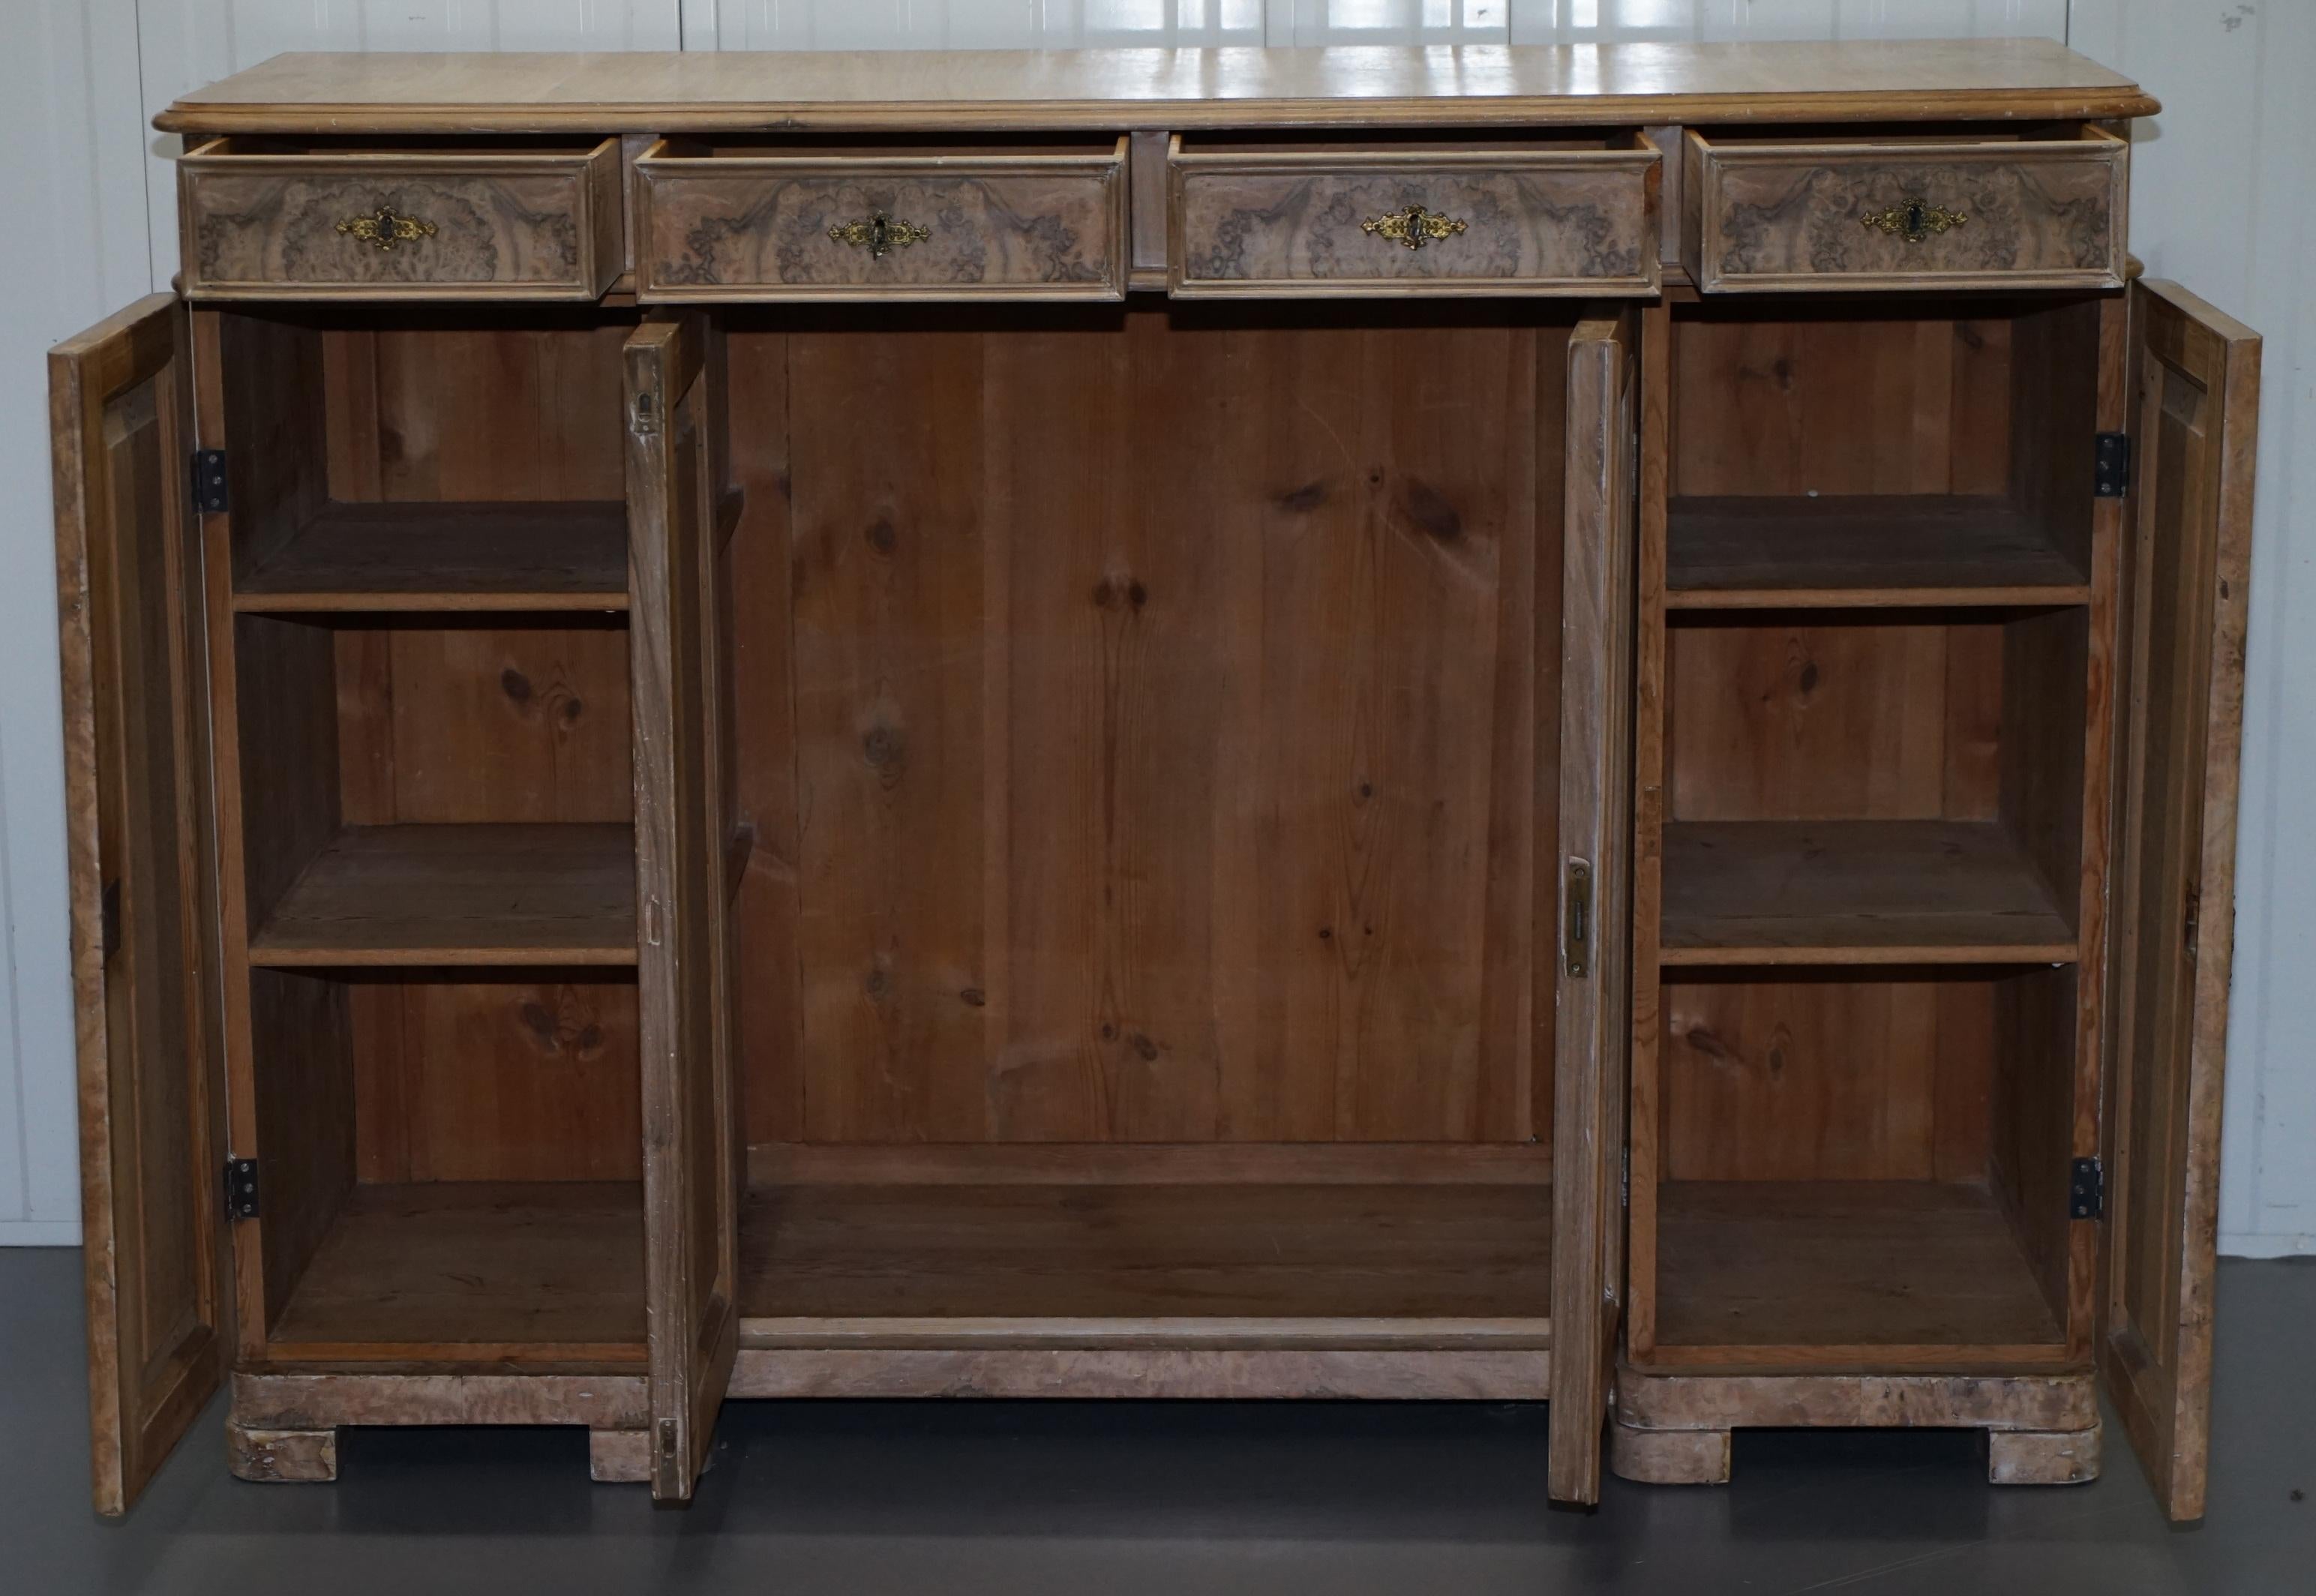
[52,40,2258,1522]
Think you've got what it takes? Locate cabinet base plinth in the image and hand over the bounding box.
[1612,1360,2101,1489]
[226,1422,338,1484]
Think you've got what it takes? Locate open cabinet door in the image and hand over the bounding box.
[52,295,233,1515]
[626,314,742,1502]
[2102,280,2261,1523]
[1549,307,1640,1506]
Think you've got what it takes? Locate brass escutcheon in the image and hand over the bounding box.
[1861,196,1967,244]
[1361,204,1468,251]
[336,205,438,252]
[828,213,932,258]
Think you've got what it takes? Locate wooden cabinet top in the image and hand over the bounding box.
[159,39,2155,135]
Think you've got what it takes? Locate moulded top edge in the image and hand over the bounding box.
[154,42,2159,136]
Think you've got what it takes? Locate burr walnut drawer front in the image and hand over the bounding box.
[1166,134,1661,298]
[1682,126,2128,293]
[633,140,1130,301]
[178,138,623,300]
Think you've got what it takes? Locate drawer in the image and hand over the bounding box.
[1167,134,1661,298]
[634,140,1129,302]
[178,138,622,301]
[1683,127,2128,293]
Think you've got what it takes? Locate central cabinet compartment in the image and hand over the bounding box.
[719,302,1587,1348]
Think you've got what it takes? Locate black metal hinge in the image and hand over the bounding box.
[2069,1156,2105,1221]
[223,1158,260,1220]
[100,880,121,963]
[2093,432,2132,499]
[190,449,230,514]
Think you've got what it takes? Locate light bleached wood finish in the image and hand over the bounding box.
[635,141,1128,302]
[625,316,741,1504]
[225,1423,337,1484]
[155,43,2158,136]
[180,140,622,302]
[1167,137,1659,298]
[2101,281,2261,1524]
[1614,1361,2100,1489]
[729,1348,1549,1401]
[52,297,235,1519]
[1548,308,1638,1506]
[1683,127,2128,295]
[1608,1419,1730,1485]
[588,1429,651,1483]
[1988,1426,2102,1485]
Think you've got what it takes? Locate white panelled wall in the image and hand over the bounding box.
[0,0,2304,1253]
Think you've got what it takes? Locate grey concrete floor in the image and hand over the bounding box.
[3,1249,2310,1594]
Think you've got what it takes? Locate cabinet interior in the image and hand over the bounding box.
[1633,293,2107,1371]
[218,302,1591,1362]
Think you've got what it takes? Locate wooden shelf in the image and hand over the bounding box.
[735,1176,1553,1347]
[249,823,638,967]
[266,1181,646,1365]
[1665,495,2090,609]
[1660,819,2078,965]
[1650,1180,2068,1366]
[233,501,629,612]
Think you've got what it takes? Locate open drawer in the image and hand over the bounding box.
[178,138,623,301]
[1168,133,1661,298]
[633,138,1130,301]
[1682,124,2128,293]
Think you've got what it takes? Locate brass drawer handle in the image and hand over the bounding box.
[336,205,438,253]
[1862,196,1967,244]
[1362,204,1468,250]
[828,213,932,259]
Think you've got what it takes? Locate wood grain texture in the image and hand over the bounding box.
[1616,1361,2097,1432]
[1626,297,1672,1363]
[1168,140,1658,298]
[589,1428,651,1483]
[1684,128,2127,294]
[728,1347,1549,1400]
[225,1424,338,1484]
[52,296,233,1517]
[351,973,640,1184]
[232,1369,648,1430]
[1608,1419,1730,1485]
[2100,281,2261,1524]
[263,1181,645,1362]
[234,501,629,612]
[1651,1180,2067,1365]
[1550,308,1637,1506]
[1658,819,2077,964]
[784,308,1547,1146]
[736,1179,1550,1325]
[1659,971,2014,1186]
[1987,1426,2102,1485]
[1666,614,2002,824]
[181,140,621,301]
[1665,495,2088,608]
[637,143,1127,302]
[248,824,637,966]
[625,316,742,1502]
[156,42,2159,136]
[1670,307,2012,499]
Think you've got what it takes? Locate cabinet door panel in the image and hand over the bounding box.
[626,314,742,1501]
[2101,279,2260,1523]
[52,294,232,1515]
[1549,305,1640,1505]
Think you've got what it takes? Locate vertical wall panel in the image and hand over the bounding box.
[1,0,153,1244]
[693,2,1263,50]
[1508,0,2062,43]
